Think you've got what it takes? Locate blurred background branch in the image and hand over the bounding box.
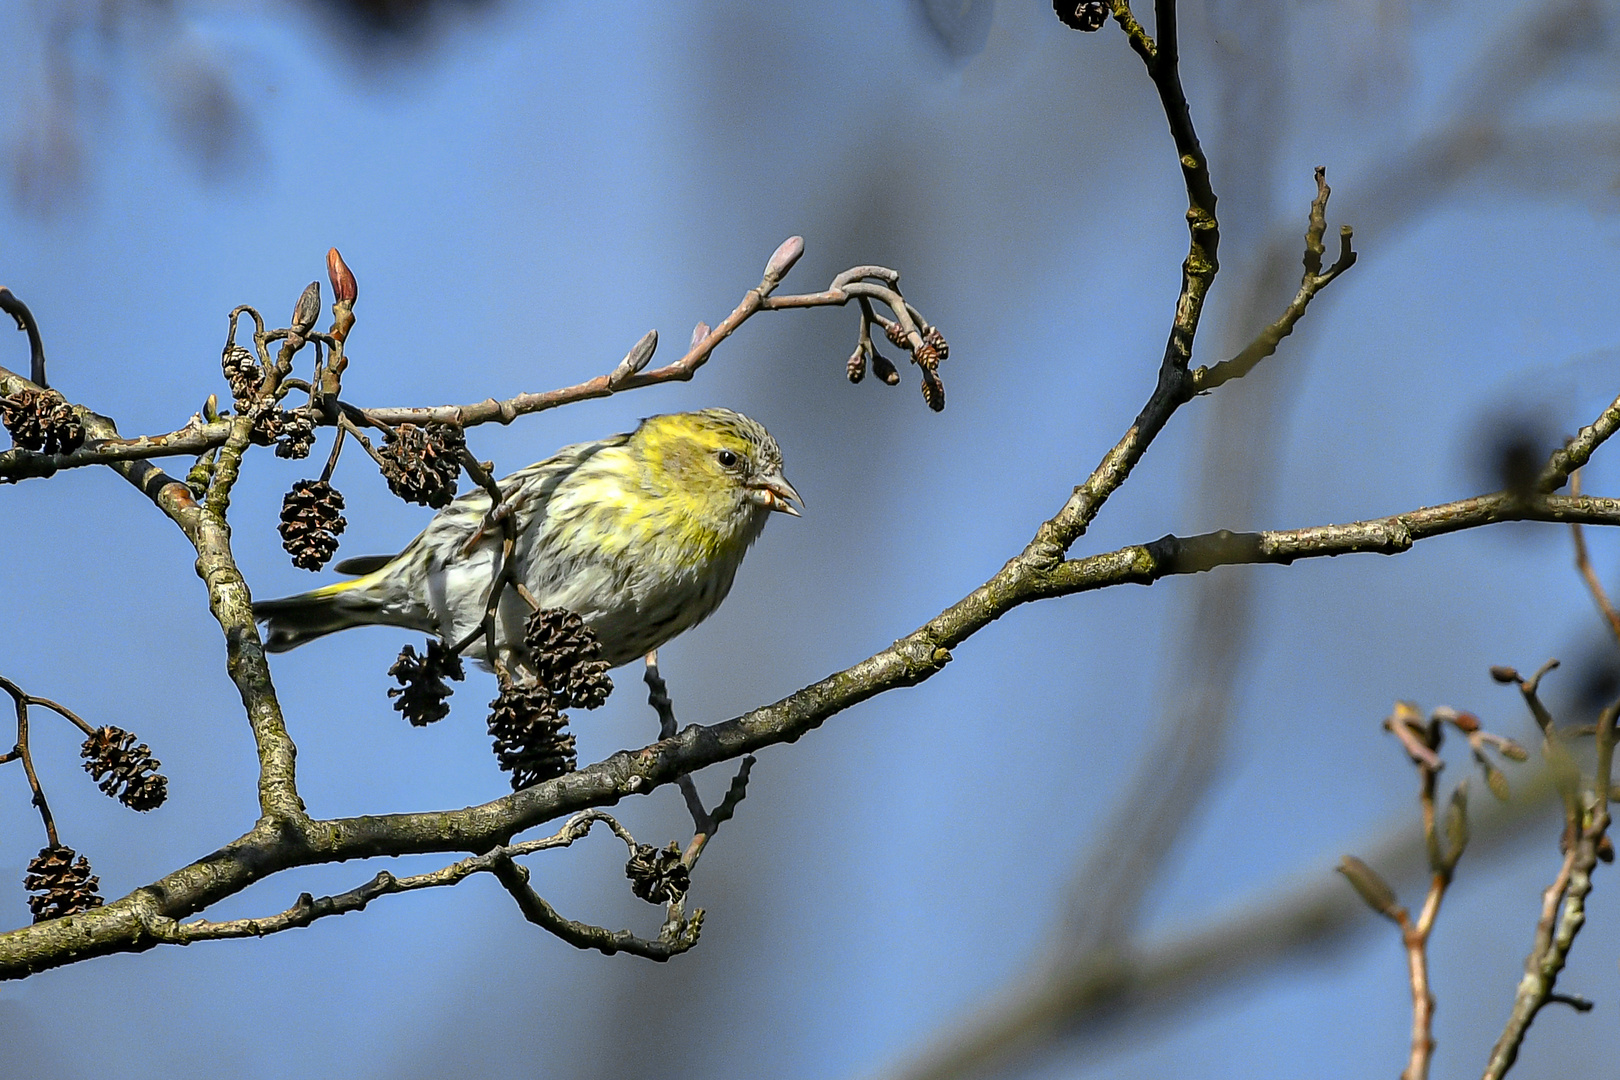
[882,0,1620,1077]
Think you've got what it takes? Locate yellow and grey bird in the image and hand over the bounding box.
[253,409,801,672]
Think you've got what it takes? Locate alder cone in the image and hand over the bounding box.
[524,608,613,710]
[487,680,577,790]
[379,422,463,508]
[279,479,347,571]
[388,639,465,726]
[625,841,689,904]
[24,845,103,922]
[80,726,168,811]
[2,388,85,455]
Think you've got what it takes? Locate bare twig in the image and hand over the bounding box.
[138,810,695,959]
[644,654,712,835]
[643,655,755,869]
[881,771,1559,1080]
[1191,167,1357,393]
[1481,689,1617,1079]
[0,676,59,847]
[1568,469,1620,644]
[359,241,932,428]
[0,288,47,388]
[1343,706,1476,1080]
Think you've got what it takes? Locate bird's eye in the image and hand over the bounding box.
[716,449,740,469]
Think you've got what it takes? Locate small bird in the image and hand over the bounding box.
[253,409,801,672]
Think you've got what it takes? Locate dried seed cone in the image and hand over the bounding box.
[380,423,463,508]
[524,608,613,710]
[25,845,104,922]
[388,639,465,726]
[2,388,85,455]
[1055,0,1109,31]
[846,345,867,384]
[923,326,949,362]
[883,320,911,350]
[80,726,168,811]
[913,342,940,374]
[279,479,347,572]
[274,411,317,460]
[870,349,901,386]
[221,344,263,403]
[250,407,286,446]
[920,367,945,412]
[625,841,690,904]
[487,680,577,790]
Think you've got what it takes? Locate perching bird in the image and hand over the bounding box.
[253,409,801,672]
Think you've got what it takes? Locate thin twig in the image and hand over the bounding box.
[317,421,346,485]
[1191,167,1357,393]
[138,811,694,959]
[643,655,755,869]
[644,655,712,837]
[359,251,932,429]
[0,677,58,848]
[1481,691,1618,1079]
[1568,469,1620,643]
[0,288,47,388]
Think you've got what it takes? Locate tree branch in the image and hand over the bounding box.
[0,244,942,483]
[1191,167,1356,393]
[138,811,690,958]
[1482,696,1617,1079]
[5,470,1617,979]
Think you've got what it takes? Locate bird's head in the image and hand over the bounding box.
[633,409,802,529]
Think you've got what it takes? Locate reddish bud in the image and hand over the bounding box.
[847,345,867,384]
[690,322,711,350]
[1489,665,1520,684]
[327,248,357,304]
[762,236,805,287]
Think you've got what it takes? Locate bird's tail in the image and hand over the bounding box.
[253,571,412,653]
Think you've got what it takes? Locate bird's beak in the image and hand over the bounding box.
[746,473,803,516]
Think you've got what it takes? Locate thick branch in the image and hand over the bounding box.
[1027,0,1220,564]
[139,811,688,958]
[5,481,1616,977]
[0,252,936,482]
[0,367,299,822]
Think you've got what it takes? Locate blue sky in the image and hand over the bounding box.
[4,2,1620,1078]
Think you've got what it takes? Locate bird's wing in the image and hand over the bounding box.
[331,554,396,575]
[408,432,634,571]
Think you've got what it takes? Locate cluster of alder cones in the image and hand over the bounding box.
[389,608,614,791]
